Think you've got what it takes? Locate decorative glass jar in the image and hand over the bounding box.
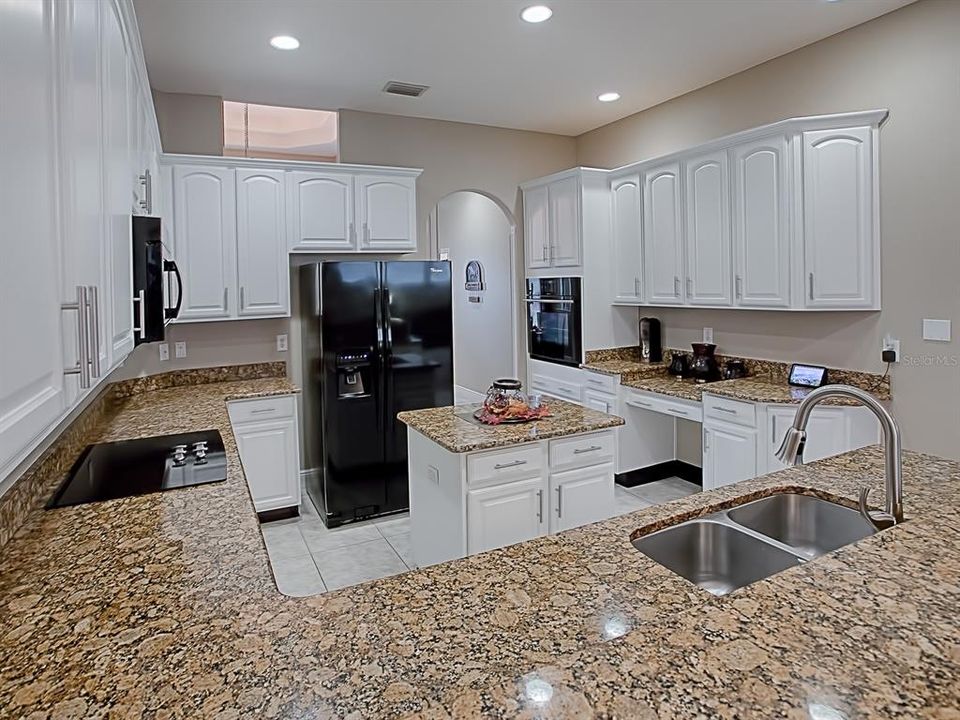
[483,378,526,412]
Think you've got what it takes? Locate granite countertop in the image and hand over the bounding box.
[581,358,667,381]
[397,398,625,454]
[1,378,955,718]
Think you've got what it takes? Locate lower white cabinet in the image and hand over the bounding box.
[528,358,584,405]
[582,389,616,414]
[765,404,877,473]
[228,395,301,514]
[467,476,546,555]
[549,462,614,533]
[702,422,758,491]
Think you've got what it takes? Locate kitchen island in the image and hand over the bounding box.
[0,370,957,718]
[397,399,626,567]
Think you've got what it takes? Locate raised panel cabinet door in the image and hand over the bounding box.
[550,463,614,533]
[101,0,134,366]
[685,151,732,306]
[548,175,581,267]
[642,162,684,305]
[232,417,300,512]
[357,174,417,251]
[173,165,237,320]
[732,136,791,308]
[802,126,876,308]
[611,175,643,302]
[286,171,355,251]
[467,477,546,554]
[0,0,66,479]
[702,424,757,490]
[236,169,289,317]
[523,185,550,269]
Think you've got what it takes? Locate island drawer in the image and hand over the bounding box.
[227,394,296,424]
[702,394,756,428]
[549,430,615,471]
[468,444,544,486]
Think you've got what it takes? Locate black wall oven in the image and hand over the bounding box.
[525,277,582,367]
[132,216,182,345]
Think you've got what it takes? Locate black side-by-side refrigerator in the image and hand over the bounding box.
[299,261,453,528]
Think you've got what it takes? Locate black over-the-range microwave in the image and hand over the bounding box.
[132,216,182,345]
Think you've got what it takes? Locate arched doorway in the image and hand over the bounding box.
[431,191,518,403]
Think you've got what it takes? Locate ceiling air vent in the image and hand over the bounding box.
[382,81,429,98]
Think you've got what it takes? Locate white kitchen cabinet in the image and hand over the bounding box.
[467,477,546,554]
[642,161,684,305]
[236,169,289,317]
[528,358,584,405]
[731,136,791,308]
[173,165,237,320]
[802,126,878,309]
[287,171,355,251]
[610,173,643,303]
[765,405,878,473]
[684,150,732,306]
[702,422,758,491]
[549,462,614,533]
[548,175,582,267]
[228,396,301,513]
[356,174,417,252]
[0,0,67,480]
[582,389,616,414]
[523,184,550,269]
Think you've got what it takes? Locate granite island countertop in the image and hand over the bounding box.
[397,398,625,453]
[0,378,955,718]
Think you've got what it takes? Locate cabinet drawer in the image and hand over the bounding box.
[702,394,756,428]
[531,374,582,403]
[581,371,617,395]
[227,394,296,424]
[549,431,615,471]
[623,390,702,422]
[468,444,543,486]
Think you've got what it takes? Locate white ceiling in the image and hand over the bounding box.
[134,0,914,137]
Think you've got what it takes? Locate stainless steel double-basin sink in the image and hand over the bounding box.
[632,492,877,596]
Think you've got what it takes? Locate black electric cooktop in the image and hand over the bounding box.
[47,430,227,509]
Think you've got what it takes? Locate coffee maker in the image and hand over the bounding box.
[639,317,662,363]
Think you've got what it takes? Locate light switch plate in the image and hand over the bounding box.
[703,327,714,344]
[174,341,187,358]
[922,319,951,342]
[276,334,288,352]
[427,465,440,484]
[158,343,169,361]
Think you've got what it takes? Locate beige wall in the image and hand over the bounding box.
[338,109,577,258]
[152,90,224,155]
[575,0,960,459]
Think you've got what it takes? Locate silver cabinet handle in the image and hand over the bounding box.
[557,385,575,395]
[348,221,355,245]
[62,285,91,389]
[714,406,738,415]
[674,276,680,296]
[362,222,370,245]
[240,286,245,310]
[537,489,543,522]
[686,277,693,297]
[665,407,689,417]
[134,289,146,340]
[626,399,654,409]
[585,377,606,387]
[88,285,101,379]
[808,272,814,301]
[573,445,602,455]
[250,407,276,415]
[634,277,640,297]
[139,169,152,214]
[494,459,527,470]
[735,275,743,300]
[703,429,710,452]
[223,287,228,312]
[556,486,563,517]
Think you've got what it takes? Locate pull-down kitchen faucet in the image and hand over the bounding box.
[775,384,903,530]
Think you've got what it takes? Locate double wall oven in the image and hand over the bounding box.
[525,277,582,367]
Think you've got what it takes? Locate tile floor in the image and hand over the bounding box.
[261,476,699,597]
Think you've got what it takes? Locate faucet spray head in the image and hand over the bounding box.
[775,428,807,466]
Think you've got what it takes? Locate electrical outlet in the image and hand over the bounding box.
[158,343,170,361]
[882,334,900,362]
[175,341,187,359]
[276,334,288,352]
[703,327,714,344]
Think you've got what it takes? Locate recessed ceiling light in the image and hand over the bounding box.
[598,92,621,103]
[269,35,300,50]
[520,5,553,23]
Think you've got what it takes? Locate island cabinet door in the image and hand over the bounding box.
[549,462,615,533]
[467,477,546,554]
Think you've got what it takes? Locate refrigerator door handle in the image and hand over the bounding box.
[383,287,393,350]
[374,287,384,351]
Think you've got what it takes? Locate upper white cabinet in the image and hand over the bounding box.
[356,174,417,252]
[523,184,550,269]
[642,162,684,305]
[521,169,586,273]
[802,126,878,309]
[610,174,642,303]
[603,110,885,312]
[173,165,237,320]
[236,169,289,317]
[684,150,731,306]
[731,136,791,308]
[286,171,354,251]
